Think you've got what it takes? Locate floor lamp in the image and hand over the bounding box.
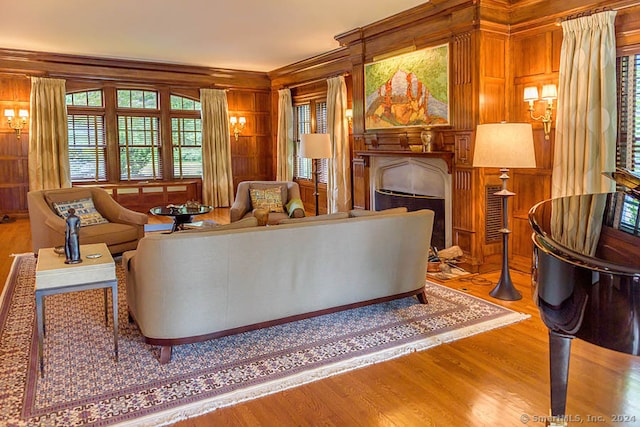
[472,123,536,301]
[299,133,332,216]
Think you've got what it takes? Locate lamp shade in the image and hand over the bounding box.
[299,133,331,159]
[523,86,539,102]
[472,123,536,169]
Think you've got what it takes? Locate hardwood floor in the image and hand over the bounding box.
[2,213,639,426]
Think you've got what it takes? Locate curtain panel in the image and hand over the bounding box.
[28,77,71,191]
[552,10,618,197]
[326,76,351,213]
[200,89,234,207]
[276,88,294,181]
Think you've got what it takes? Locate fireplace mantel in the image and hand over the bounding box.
[355,150,453,174]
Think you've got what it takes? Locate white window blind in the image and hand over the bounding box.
[170,95,202,178]
[294,101,328,183]
[117,90,161,180]
[66,90,107,181]
[118,116,161,180]
[616,53,640,235]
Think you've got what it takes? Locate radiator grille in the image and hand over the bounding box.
[485,185,503,243]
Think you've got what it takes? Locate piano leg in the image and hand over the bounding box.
[549,331,572,418]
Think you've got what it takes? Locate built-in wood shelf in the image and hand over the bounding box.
[354,150,454,174]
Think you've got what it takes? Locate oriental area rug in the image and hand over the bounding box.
[0,254,529,427]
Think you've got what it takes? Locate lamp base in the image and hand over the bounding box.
[489,274,522,301]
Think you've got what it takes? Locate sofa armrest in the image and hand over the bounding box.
[122,250,136,271]
[91,188,148,225]
[44,215,66,232]
[230,182,251,222]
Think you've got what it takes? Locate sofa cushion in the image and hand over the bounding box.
[285,197,306,218]
[80,222,139,246]
[278,212,349,224]
[52,197,110,227]
[183,216,258,233]
[249,187,285,213]
[349,207,408,218]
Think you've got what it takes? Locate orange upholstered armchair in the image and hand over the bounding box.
[27,187,148,256]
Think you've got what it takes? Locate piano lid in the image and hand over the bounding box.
[529,192,640,275]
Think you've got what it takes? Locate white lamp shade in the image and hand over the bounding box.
[299,133,331,159]
[523,86,539,102]
[4,109,15,118]
[541,84,557,100]
[472,123,536,169]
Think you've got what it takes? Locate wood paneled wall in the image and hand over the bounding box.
[507,1,640,270]
[227,89,273,192]
[0,50,272,214]
[0,74,30,217]
[3,0,640,271]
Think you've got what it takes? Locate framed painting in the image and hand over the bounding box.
[364,44,449,130]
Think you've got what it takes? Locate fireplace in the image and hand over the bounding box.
[369,156,452,249]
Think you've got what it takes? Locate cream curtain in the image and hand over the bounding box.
[326,76,351,213]
[552,10,617,198]
[200,89,234,207]
[28,77,71,191]
[551,193,606,257]
[276,88,294,181]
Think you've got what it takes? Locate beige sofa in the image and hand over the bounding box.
[123,209,435,363]
[28,187,148,256]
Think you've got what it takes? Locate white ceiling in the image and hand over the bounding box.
[0,0,428,72]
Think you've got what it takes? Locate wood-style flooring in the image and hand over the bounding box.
[1,211,639,426]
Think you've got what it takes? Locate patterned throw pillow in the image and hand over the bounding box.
[249,187,285,213]
[52,197,110,227]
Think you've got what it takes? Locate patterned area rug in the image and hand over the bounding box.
[0,254,529,426]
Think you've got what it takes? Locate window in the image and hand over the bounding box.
[616,54,640,172]
[615,53,640,236]
[620,194,639,235]
[66,90,106,181]
[117,90,161,180]
[294,100,328,183]
[171,95,202,178]
[66,88,202,183]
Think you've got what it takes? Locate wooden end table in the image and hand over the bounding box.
[35,243,118,377]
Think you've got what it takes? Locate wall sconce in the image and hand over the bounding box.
[229,116,246,141]
[523,84,557,140]
[345,108,353,127]
[4,109,29,140]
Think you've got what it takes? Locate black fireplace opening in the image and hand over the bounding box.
[375,189,445,250]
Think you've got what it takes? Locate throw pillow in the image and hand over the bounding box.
[250,187,285,213]
[52,197,110,227]
[285,197,306,218]
[248,183,288,205]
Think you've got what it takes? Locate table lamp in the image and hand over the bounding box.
[299,133,331,216]
[473,122,536,300]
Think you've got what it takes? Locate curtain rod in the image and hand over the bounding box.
[559,6,614,23]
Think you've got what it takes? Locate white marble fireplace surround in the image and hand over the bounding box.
[370,156,452,248]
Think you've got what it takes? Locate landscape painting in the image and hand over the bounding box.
[364,44,449,129]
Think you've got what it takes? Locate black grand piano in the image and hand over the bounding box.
[529,191,640,422]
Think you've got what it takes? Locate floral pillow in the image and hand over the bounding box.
[249,187,285,213]
[52,197,109,227]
